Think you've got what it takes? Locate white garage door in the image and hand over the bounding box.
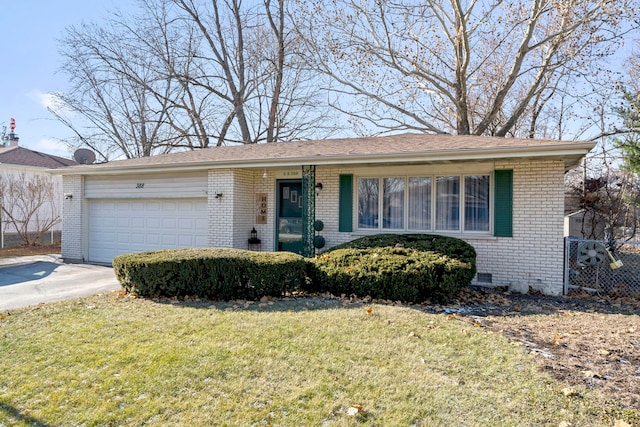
[88,198,208,263]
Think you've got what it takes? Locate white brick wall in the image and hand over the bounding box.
[61,175,83,262]
[470,160,566,295]
[208,169,235,248]
[208,168,269,250]
[232,169,255,249]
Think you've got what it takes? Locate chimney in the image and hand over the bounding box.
[2,117,19,146]
[5,132,19,147]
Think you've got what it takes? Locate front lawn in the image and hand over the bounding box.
[0,293,615,426]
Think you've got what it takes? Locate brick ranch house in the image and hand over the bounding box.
[53,133,594,296]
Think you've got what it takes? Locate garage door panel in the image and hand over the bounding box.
[162,218,177,230]
[131,233,146,244]
[130,218,146,228]
[146,234,161,245]
[102,217,116,228]
[88,198,208,263]
[147,218,162,229]
[162,235,177,246]
[178,235,195,246]
[178,219,194,230]
[117,233,131,244]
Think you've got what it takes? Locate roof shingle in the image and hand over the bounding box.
[0,146,77,169]
[53,133,595,174]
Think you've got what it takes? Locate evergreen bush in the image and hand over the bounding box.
[308,234,476,303]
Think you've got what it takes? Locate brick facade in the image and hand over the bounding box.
[61,159,568,295]
[470,160,566,295]
[61,175,84,262]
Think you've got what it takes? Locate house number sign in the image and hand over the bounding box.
[256,193,267,224]
[136,183,145,189]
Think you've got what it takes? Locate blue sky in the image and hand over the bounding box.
[1,2,636,160]
[0,0,132,159]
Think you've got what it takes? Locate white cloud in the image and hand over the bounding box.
[27,90,69,114]
[32,138,73,159]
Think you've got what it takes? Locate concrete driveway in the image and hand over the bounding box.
[0,255,120,310]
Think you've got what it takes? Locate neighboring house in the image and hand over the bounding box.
[564,210,607,239]
[53,133,594,296]
[0,142,77,247]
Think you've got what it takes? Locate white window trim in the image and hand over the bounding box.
[355,173,494,236]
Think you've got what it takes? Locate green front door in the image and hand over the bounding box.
[277,180,303,254]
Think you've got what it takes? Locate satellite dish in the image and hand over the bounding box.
[73,148,96,165]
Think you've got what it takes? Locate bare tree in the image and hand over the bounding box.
[172,0,334,144]
[51,0,335,159]
[0,172,61,246]
[293,0,639,137]
[51,2,203,160]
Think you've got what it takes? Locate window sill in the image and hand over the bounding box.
[350,230,499,241]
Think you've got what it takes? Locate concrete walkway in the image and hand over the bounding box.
[0,254,120,310]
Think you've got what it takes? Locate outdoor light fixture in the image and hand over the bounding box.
[315,183,323,191]
[248,227,261,246]
[64,193,73,200]
[262,168,268,179]
[215,192,223,199]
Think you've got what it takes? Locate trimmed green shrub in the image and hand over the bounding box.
[113,248,308,300]
[308,234,476,303]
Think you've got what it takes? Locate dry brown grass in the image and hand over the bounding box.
[0,243,61,258]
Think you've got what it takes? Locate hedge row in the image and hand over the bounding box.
[113,248,307,301]
[113,234,476,303]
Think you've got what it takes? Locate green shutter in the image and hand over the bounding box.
[339,174,353,232]
[494,170,513,237]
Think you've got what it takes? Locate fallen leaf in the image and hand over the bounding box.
[347,405,363,416]
[597,349,610,356]
[408,331,420,338]
[561,387,578,397]
[551,335,563,346]
[626,327,636,334]
[366,307,373,315]
[558,421,573,427]
[613,420,632,427]
[581,370,601,379]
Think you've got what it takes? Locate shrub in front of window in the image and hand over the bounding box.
[113,248,308,300]
[308,234,476,303]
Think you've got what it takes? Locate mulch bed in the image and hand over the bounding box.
[0,244,61,259]
[437,287,640,414]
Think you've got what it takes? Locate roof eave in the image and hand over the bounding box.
[50,142,595,176]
